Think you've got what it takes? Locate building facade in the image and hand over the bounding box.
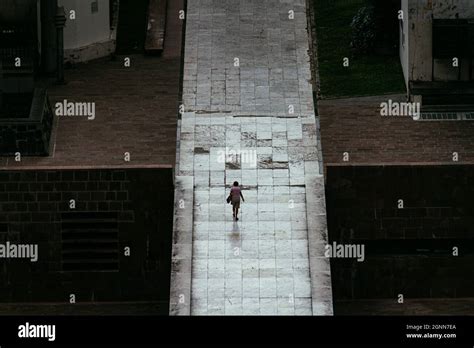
[400,0,474,108]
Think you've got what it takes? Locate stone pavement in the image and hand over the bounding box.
[171,0,333,316]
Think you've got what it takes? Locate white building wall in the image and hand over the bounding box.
[59,0,110,50]
[399,0,410,88]
[407,0,433,82]
[57,0,115,63]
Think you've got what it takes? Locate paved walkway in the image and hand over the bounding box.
[172,0,333,315]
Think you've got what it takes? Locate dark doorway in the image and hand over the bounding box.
[116,0,150,53]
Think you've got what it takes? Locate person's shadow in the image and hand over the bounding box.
[231,221,240,234]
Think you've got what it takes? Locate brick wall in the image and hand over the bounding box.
[0,168,174,313]
[326,166,474,301]
[0,89,54,156]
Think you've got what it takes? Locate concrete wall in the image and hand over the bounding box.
[405,0,474,83]
[406,0,433,82]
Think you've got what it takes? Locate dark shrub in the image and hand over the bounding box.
[350,5,376,55]
[371,0,401,54]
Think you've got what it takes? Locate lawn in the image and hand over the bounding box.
[313,0,406,98]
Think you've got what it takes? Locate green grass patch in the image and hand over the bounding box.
[313,0,406,98]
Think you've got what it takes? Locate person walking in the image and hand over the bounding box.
[228,181,245,221]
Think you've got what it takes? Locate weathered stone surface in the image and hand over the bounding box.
[171,0,333,316]
[169,176,194,316]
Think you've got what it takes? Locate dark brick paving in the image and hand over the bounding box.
[318,95,474,166]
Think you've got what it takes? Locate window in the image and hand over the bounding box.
[91,0,99,14]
